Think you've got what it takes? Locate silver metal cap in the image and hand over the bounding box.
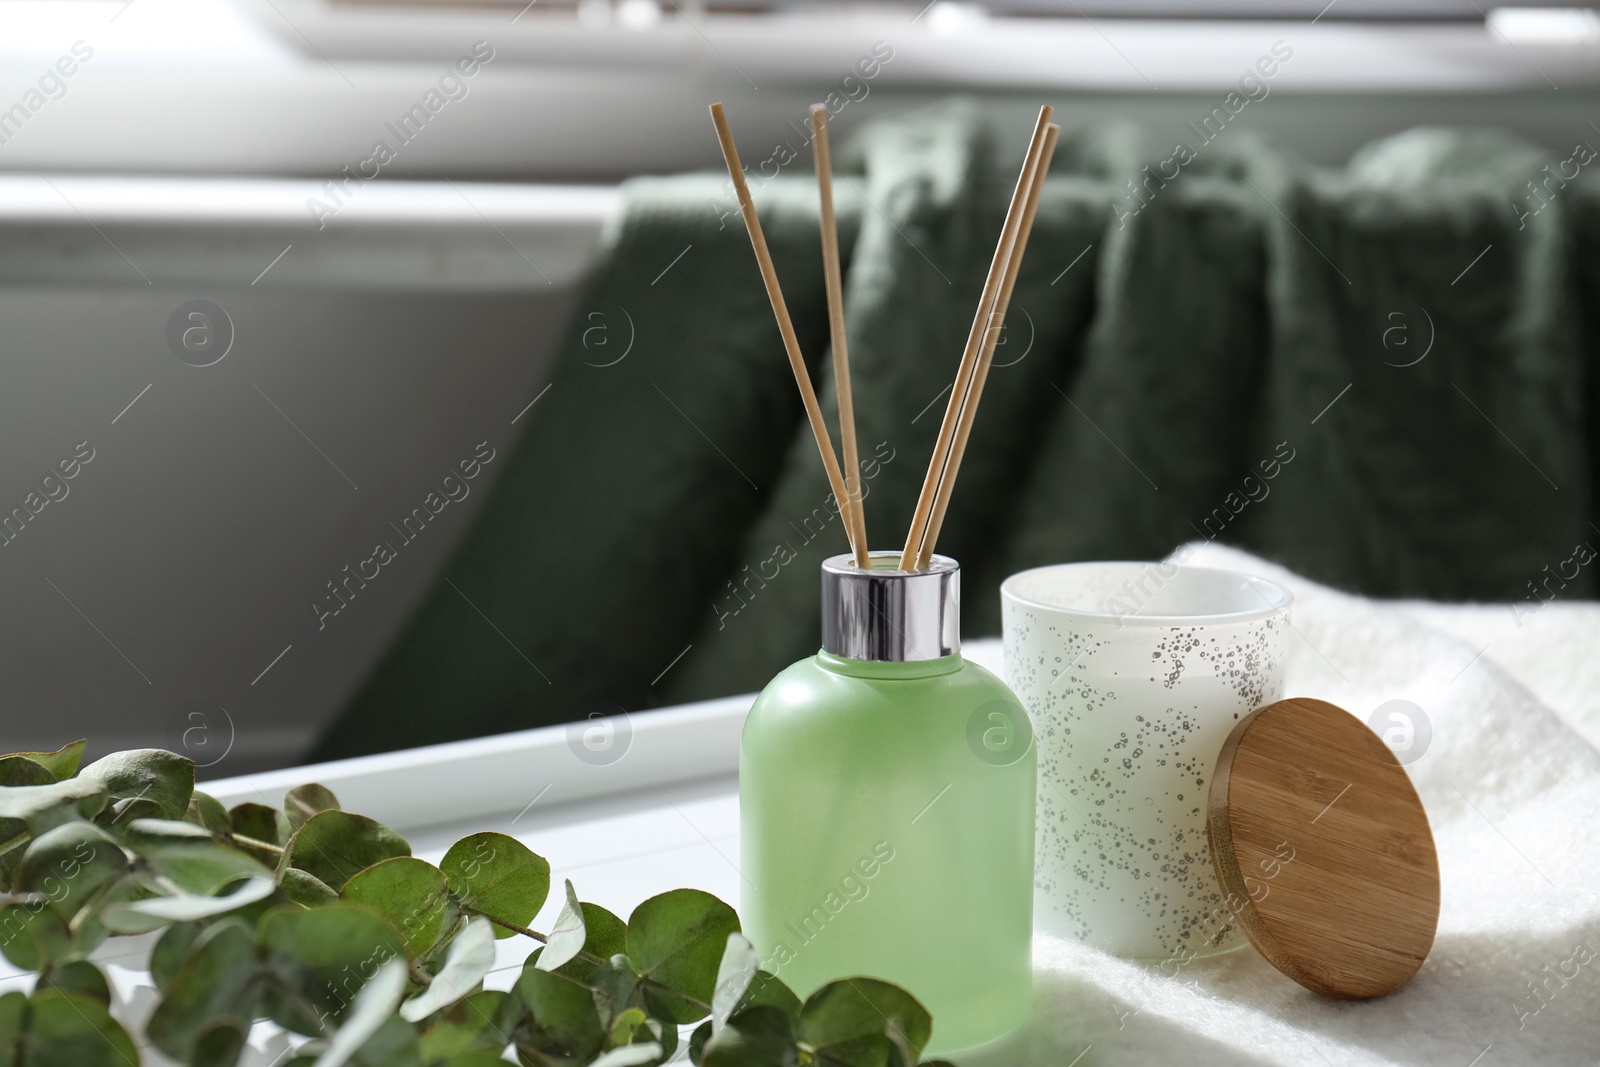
[820,552,960,662]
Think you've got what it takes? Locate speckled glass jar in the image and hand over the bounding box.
[1001,561,1291,960]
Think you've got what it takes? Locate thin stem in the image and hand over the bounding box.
[465,907,551,945]
[0,832,30,862]
[228,832,285,855]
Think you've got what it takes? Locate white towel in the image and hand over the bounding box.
[965,543,1600,1067]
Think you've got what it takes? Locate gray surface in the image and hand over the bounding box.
[0,283,576,775]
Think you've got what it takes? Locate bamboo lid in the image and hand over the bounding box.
[1207,697,1440,999]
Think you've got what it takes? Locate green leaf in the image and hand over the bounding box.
[0,758,55,788]
[439,832,549,941]
[79,748,194,821]
[798,980,932,1064]
[417,989,521,1060]
[401,916,495,1022]
[281,866,340,906]
[152,921,204,993]
[433,1054,515,1067]
[0,903,72,970]
[701,1006,799,1067]
[341,856,450,959]
[1,741,86,781]
[123,818,269,894]
[17,822,127,922]
[626,889,740,1023]
[230,802,292,848]
[4,989,140,1067]
[344,1015,423,1067]
[513,964,607,1064]
[285,811,410,892]
[103,875,276,934]
[186,791,232,834]
[536,880,586,973]
[146,918,264,1060]
[588,953,642,1025]
[286,783,340,830]
[36,960,110,1007]
[550,902,627,985]
[712,933,759,1031]
[191,1018,250,1067]
[0,778,107,835]
[313,955,407,1067]
[0,991,23,1060]
[733,972,801,1028]
[258,903,408,1035]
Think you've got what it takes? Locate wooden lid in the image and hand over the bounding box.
[1207,697,1440,999]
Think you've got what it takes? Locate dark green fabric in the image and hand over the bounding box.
[314,105,1598,759]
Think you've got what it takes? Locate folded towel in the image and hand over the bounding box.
[978,543,1600,1067]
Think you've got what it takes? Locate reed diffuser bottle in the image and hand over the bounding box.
[740,553,1036,1055]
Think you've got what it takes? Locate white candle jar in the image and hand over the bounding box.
[1001,561,1292,960]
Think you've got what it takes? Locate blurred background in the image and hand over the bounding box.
[1,0,1596,775]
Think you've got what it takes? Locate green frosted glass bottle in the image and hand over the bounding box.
[740,552,1036,1056]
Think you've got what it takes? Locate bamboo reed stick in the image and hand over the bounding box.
[709,102,857,557]
[898,105,1053,571]
[914,123,1060,568]
[811,104,869,568]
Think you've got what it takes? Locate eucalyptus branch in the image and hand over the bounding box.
[0,832,30,862]
[0,746,945,1067]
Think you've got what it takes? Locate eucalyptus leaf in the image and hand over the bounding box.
[440,832,549,940]
[285,811,409,892]
[416,989,521,1061]
[187,791,233,835]
[37,960,110,1007]
[0,757,55,788]
[152,921,204,993]
[230,802,292,848]
[731,972,801,1028]
[590,953,643,1023]
[626,889,740,1024]
[344,1015,423,1067]
[1,740,86,781]
[712,933,759,1032]
[0,777,107,835]
[400,916,495,1022]
[536,879,586,973]
[258,903,408,1035]
[0,990,22,1054]
[341,856,450,959]
[591,1042,664,1067]
[123,818,269,895]
[191,1017,250,1067]
[0,903,72,970]
[3,988,140,1067]
[798,979,932,1064]
[79,749,194,822]
[281,866,339,906]
[146,918,264,1060]
[513,963,607,1063]
[105,794,167,827]
[433,1053,515,1067]
[701,1006,799,1067]
[286,784,341,830]
[550,902,627,984]
[313,955,407,1067]
[17,822,127,922]
[103,875,276,933]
